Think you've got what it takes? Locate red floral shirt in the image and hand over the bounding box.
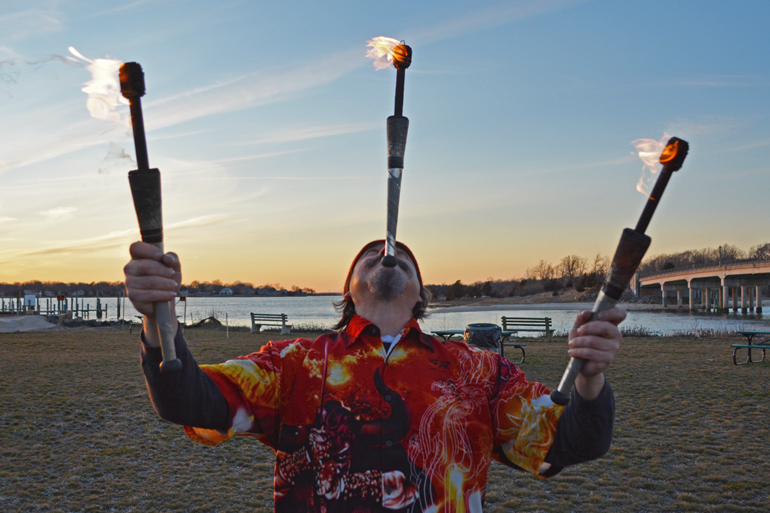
[185,315,564,512]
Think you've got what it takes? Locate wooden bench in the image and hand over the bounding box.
[250,313,292,335]
[501,316,553,342]
[731,331,770,365]
[431,329,525,364]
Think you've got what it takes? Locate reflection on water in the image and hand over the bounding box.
[68,296,769,336]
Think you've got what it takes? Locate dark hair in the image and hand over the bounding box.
[333,287,431,331]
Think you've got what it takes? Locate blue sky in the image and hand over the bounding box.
[1,0,768,291]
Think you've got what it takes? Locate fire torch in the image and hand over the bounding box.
[382,43,412,267]
[120,62,182,373]
[550,137,689,406]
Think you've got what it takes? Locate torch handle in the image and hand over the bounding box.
[382,116,409,267]
[549,292,617,406]
[128,168,181,373]
[550,228,651,406]
[148,241,182,374]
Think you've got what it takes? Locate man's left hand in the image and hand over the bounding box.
[569,307,625,400]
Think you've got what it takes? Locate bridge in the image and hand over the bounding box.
[635,260,770,313]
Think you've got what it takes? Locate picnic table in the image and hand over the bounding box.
[431,329,525,364]
[730,330,770,365]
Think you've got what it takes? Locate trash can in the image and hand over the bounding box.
[463,323,502,351]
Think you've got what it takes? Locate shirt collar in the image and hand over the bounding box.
[344,314,434,350]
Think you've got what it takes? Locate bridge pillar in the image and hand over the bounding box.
[732,287,738,313]
[689,283,695,311]
[662,289,668,308]
[757,286,763,314]
[722,282,729,312]
[676,290,682,307]
[749,287,754,313]
[741,285,746,313]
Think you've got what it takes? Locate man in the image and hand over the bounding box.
[126,239,623,513]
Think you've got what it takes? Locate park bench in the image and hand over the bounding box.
[731,330,770,365]
[250,313,292,335]
[431,329,525,364]
[501,316,554,342]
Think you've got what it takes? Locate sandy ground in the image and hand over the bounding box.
[430,289,665,313]
[0,315,56,333]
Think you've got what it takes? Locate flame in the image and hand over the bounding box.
[659,139,679,164]
[366,36,401,70]
[631,133,671,195]
[68,47,128,123]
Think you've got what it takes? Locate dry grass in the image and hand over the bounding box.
[1,328,768,512]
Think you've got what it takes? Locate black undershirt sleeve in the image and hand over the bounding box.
[141,327,231,431]
[541,380,615,477]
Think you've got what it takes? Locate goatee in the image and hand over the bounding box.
[367,267,406,302]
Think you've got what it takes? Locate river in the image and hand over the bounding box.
[42,295,770,336]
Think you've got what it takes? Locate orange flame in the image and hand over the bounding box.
[631,133,671,195]
[68,47,128,123]
[366,36,401,70]
[659,139,679,164]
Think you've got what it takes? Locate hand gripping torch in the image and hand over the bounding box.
[549,137,689,406]
[382,44,412,268]
[120,62,182,373]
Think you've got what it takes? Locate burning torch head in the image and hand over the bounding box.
[659,137,689,172]
[392,44,412,70]
[119,62,145,100]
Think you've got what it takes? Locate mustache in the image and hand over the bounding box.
[364,255,412,275]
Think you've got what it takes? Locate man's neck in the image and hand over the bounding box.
[354,302,413,337]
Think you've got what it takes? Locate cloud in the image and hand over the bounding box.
[0,10,62,41]
[521,154,636,176]
[408,0,588,45]
[39,207,77,223]
[144,48,363,132]
[232,122,378,146]
[650,76,767,88]
[0,214,234,262]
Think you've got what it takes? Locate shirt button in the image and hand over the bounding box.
[385,395,392,402]
[386,440,393,447]
[385,487,392,495]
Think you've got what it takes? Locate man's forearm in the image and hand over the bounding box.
[575,372,606,400]
[141,327,230,430]
[542,380,615,474]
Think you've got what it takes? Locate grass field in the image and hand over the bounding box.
[1,327,769,512]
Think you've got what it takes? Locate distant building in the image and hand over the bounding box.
[219,287,233,296]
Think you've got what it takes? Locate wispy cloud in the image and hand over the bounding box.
[39,207,77,223]
[213,148,311,164]
[231,122,378,146]
[408,0,588,45]
[648,75,767,88]
[144,48,363,131]
[0,214,234,261]
[0,9,62,42]
[521,154,636,176]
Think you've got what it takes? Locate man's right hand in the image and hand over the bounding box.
[124,242,181,344]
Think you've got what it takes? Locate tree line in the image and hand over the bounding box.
[425,241,770,301]
[0,280,315,298]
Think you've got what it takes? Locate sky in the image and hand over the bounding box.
[1,0,769,292]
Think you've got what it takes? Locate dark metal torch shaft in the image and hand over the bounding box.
[550,137,689,406]
[128,96,150,171]
[394,68,406,118]
[121,62,181,374]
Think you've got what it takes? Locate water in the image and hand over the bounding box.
[46,296,770,336]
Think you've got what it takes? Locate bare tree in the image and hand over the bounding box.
[559,255,588,282]
[527,260,556,281]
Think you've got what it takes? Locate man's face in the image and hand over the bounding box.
[348,244,421,307]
